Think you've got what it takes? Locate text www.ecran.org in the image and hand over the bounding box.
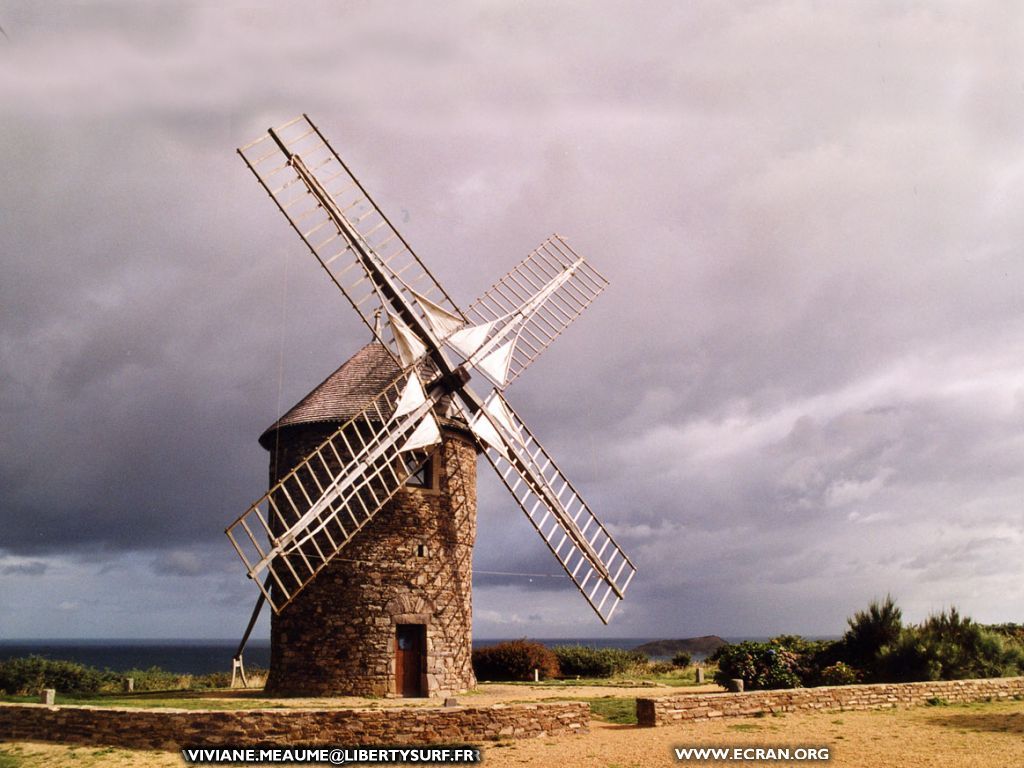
[675,746,830,762]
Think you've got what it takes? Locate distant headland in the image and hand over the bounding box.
[632,636,727,657]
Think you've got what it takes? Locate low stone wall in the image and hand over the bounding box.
[637,676,1024,727]
[0,701,589,750]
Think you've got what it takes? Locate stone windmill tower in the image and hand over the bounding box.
[227,115,636,698]
[260,343,477,697]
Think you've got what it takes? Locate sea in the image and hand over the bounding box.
[0,638,722,675]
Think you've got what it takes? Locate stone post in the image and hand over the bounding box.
[728,679,744,693]
[39,689,55,706]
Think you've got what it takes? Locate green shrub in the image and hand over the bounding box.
[119,667,191,691]
[472,640,559,681]
[0,657,258,695]
[194,670,235,689]
[874,629,940,682]
[840,595,903,675]
[874,609,1024,682]
[647,660,676,674]
[927,609,1024,679]
[552,646,646,678]
[820,662,859,686]
[671,651,692,668]
[0,656,113,694]
[710,642,801,691]
[985,623,1024,645]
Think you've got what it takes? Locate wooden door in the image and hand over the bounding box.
[395,624,425,697]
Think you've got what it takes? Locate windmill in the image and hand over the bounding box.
[227,115,636,696]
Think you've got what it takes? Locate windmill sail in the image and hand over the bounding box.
[466,390,636,624]
[226,369,441,612]
[234,115,637,628]
[457,235,609,388]
[237,115,465,364]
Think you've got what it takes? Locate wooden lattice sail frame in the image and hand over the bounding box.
[230,114,636,628]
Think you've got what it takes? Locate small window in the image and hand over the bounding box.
[416,543,428,558]
[404,454,433,489]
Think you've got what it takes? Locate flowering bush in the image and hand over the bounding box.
[710,641,801,690]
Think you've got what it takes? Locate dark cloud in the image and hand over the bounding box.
[1,561,48,576]
[2,1,1023,639]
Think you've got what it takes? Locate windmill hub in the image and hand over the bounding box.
[227,115,636,697]
[428,366,472,398]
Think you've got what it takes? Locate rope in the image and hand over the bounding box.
[271,246,291,481]
[327,556,567,579]
[472,569,567,579]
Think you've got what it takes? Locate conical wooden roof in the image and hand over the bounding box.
[259,343,468,450]
[259,343,399,448]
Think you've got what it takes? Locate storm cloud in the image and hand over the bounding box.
[1,1,1023,640]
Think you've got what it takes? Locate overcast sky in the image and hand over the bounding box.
[2,1,1023,642]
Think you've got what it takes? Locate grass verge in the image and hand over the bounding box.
[586,696,637,725]
[0,692,287,710]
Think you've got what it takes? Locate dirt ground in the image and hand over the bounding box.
[483,700,1024,768]
[1,696,1022,767]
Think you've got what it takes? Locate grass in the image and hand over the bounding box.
[493,679,653,689]
[0,665,712,716]
[585,696,637,725]
[500,693,638,725]
[0,743,182,768]
[0,691,289,710]
[0,662,712,717]
[728,722,763,732]
[481,665,713,689]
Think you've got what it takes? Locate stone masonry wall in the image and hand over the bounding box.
[265,424,477,698]
[637,676,1024,727]
[0,701,589,750]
